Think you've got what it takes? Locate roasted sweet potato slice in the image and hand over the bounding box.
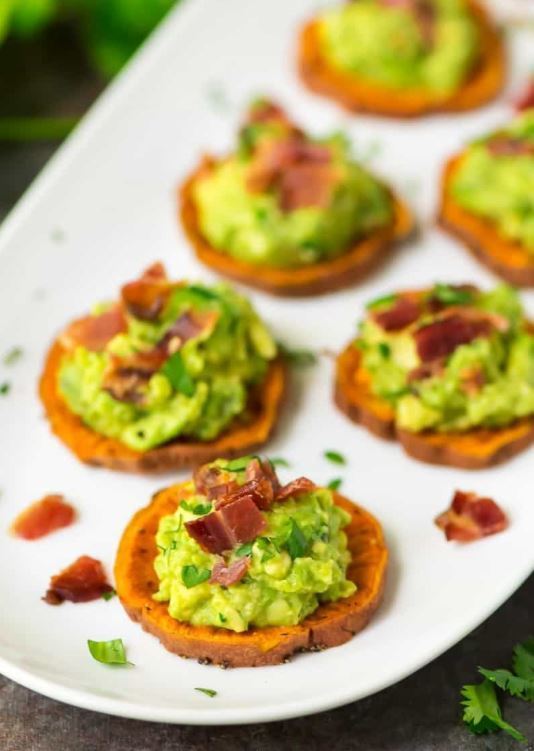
[39,327,286,474]
[297,0,505,118]
[114,482,387,667]
[439,154,534,287]
[179,161,414,297]
[335,343,534,469]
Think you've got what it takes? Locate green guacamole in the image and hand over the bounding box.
[319,0,480,94]
[58,283,276,451]
[153,460,355,633]
[357,284,534,433]
[193,104,392,268]
[450,111,534,251]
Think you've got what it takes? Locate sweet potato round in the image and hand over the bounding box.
[179,161,414,297]
[39,326,286,474]
[114,482,388,668]
[335,343,534,469]
[297,0,505,118]
[439,154,534,287]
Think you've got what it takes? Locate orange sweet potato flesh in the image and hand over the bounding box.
[297,0,505,118]
[179,161,414,297]
[114,483,388,667]
[439,155,534,287]
[39,327,286,474]
[335,343,534,469]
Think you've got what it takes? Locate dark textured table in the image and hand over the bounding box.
[0,24,533,751]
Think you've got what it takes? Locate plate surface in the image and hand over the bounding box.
[0,0,532,726]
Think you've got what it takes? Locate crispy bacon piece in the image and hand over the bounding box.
[43,555,113,605]
[407,358,446,383]
[435,490,508,543]
[185,495,266,554]
[193,464,236,496]
[245,99,296,128]
[373,297,421,332]
[414,314,493,362]
[210,556,250,587]
[459,365,486,395]
[276,477,316,502]
[121,262,172,321]
[487,136,534,157]
[515,77,534,112]
[280,162,339,212]
[102,350,168,404]
[61,304,126,352]
[162,309,219,351]
[11,494,76,541]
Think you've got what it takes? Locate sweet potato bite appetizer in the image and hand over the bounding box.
[439,110,534,286]
[335,283,534,468]
[298,0,504,118]
[180,99,413,296]
[40,263,285,473]
[115,455,387,667]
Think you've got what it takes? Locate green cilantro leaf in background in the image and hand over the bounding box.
[87,638,131,666]
[461,681,525,742]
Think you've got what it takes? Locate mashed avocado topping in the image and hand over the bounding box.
[153,457,355,632]
[319,0,480,94]
[357,283,534,433]
[192,99,392,268]
[450,111,534,251]
[58,265,276,451]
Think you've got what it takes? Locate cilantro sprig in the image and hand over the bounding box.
[87,638,132,666]
[182,565,211,588]
[461,636,534,743]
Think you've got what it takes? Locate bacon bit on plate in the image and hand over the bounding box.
[121,262,172,321]
[210,556,250,586]
[435,490,508,543]
[11,494,76,541]
[60,304,126,352]
[487,136,534,157]
[515,77,534,112]
[276,477,316,502]
[185,496,267,555]
[373,297,421,332]
[43,555,113,605]
[414,314,493,362]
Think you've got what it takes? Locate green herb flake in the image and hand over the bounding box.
[0,382,10,396]
[285,519,308,560]
[378,342,391,358]
[3,347,22,366]
[461,680,525,742]
[513,637,534,681]
[278,343,317,368]
[431,283,474,306]
[269,457,290,468]
[181,500,212,516]
[366,293,397,311]
[218,612,227,624]
[195,687,217,698]
[182,565,211,589]
[101,589,116,602]
[87,638,131,666]
[235,541,254,558]
[324,450,346,466]
[327,478,343,491]
[161,352,195,396]
[225,455,255,472]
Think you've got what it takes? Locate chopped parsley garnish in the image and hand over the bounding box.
[269,457,290,468]
[378,342,391,358]
[87,638,131,666]
[431,283,474,306]
[195,687,217,698]
[161,352,195,396]
[3,347,22,365]
[327,478,343,491]
[181,500,212,516]
[235,541,254,557]
[182,565,211,588]
[366,293,397,311]
[461,636,534,743]
[256,537,276,562]
[101,589,116,602]
[0,382,10,396]
[324,450,346,465]
[278,343,317,367]
[285,519,308,560]
[188,285,220,301]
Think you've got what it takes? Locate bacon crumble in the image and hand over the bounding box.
[11,494,76,541]
[373,297,421,331]
[210,556,250,586]
[435,490,508,542]
[43,555,113,605]
[61,304,126,352]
